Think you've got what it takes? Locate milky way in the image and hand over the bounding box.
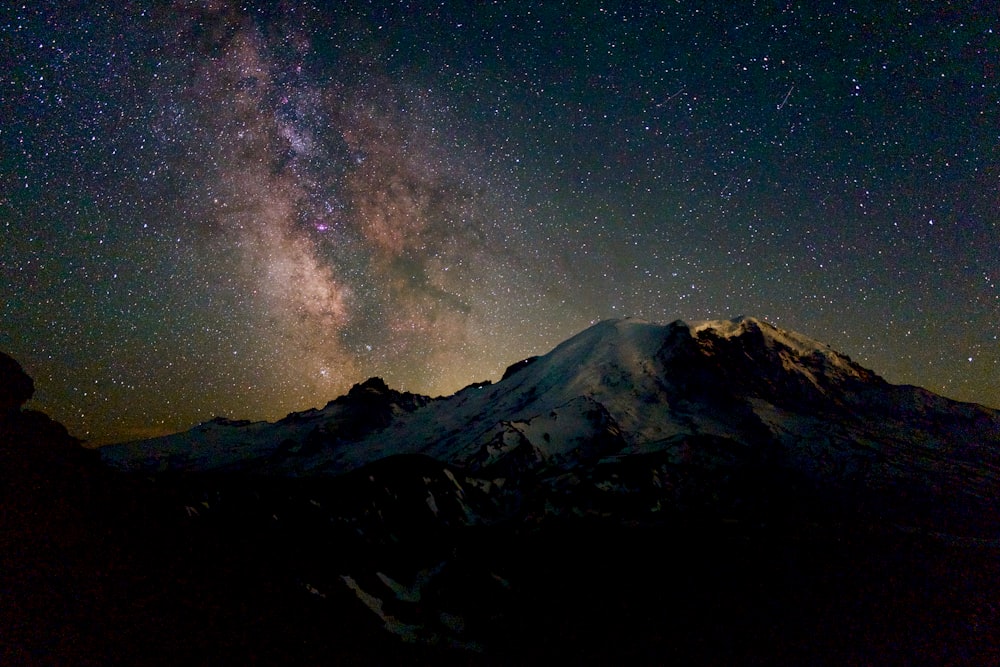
[3,1,997,442]
[135,4,550,413]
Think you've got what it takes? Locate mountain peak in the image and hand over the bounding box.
[689,315,866,380]
[347,376,392,396]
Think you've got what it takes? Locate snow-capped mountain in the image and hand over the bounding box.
[11,321,1000,663]
[102,316,1000,534]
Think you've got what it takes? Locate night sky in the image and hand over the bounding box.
[3,1,998,444]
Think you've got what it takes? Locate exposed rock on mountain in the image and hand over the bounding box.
[0,351,34,415]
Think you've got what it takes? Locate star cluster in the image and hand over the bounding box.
[2,1,997,443]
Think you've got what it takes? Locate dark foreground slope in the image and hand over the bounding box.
[8,315,1000,664]
[0,352,465,666]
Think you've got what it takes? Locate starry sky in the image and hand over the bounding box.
[3,1,998,444]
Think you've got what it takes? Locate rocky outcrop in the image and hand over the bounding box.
[0,351,34,415]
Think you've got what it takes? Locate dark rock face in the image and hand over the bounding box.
[0,355,110,665]
[0,351,34,415]
[330,376,432,420]
[0,351,83,457]
[338,376,430,408]
[310,376,432,442]
[500,356,539,381]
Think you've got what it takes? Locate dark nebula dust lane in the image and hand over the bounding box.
[2,1,997,442]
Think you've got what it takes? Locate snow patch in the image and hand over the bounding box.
[341,575,421,641]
